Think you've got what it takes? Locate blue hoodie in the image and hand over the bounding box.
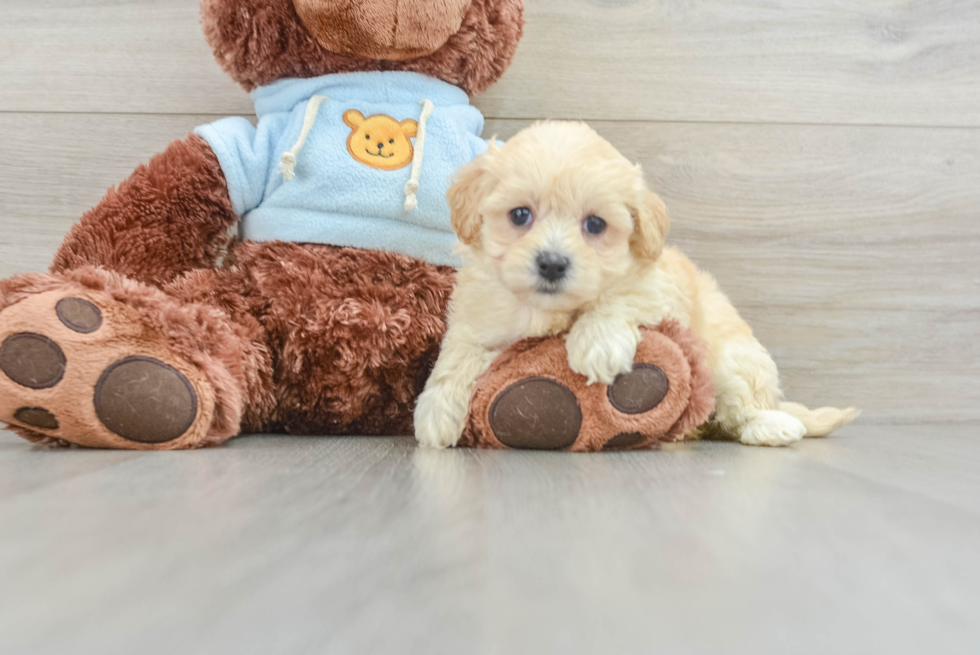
[194,71,489,267]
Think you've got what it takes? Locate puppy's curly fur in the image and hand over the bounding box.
[415,121,858,448]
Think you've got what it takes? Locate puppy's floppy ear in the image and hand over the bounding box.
[447,145,497,247]
[630,188,671,260]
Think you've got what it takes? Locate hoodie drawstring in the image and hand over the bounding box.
[403,99,434,212]
[279,94,331,181]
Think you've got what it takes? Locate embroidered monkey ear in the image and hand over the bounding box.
[400,119,419,138]
[343,109,365,129]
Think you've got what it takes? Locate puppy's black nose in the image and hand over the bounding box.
[377,142,385,150]
[536,252,570,282]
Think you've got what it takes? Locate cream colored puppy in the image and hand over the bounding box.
[415,121,857,449]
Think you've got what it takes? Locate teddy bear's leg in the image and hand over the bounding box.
[0,264,273,449]
[1,240,451,446]
[50,134,238,287]
[224,242,455,436]
[460,321,716,452]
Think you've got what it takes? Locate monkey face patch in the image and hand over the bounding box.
[343,110,418,171]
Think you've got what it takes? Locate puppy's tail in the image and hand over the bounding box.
[779,402,860,438]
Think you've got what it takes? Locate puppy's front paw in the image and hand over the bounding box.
[413,387,466,449]
[566,320,639,385]
[738,410,807,447]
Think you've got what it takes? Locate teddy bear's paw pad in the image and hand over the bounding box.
[0,333,67,389]
[607,364,669,415]
[13,407,60,430]
[55,297,103,333]
[94,357,198,444]
[602,431,646,451]
[488,377,582,450]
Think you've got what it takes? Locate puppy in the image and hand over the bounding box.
[415,121,857,449]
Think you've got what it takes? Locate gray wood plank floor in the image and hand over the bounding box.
[1,425,978,655]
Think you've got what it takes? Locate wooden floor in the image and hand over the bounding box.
[1,1,979,651]
[1,424,978,654]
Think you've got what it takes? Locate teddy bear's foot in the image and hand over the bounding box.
[0,272,234,449]
[460,321,715,452]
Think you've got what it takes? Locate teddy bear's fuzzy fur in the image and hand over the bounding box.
[0,0,520,449]
[52,135,237,285]
[201,0,525,95]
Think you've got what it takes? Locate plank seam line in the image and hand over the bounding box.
[1,110,980,131]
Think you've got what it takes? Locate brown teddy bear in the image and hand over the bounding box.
[0,0,713,450]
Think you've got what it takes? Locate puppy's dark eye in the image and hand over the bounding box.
[389,139,395,144]
[365,135,370,140]
[509,207,533,227]
[584,214,607,235]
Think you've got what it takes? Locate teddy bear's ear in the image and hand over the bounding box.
[343,110,365,129]
[400,119,419,139]
[447,145,497,247]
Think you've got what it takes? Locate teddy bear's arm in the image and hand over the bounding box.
[50,134,238,288]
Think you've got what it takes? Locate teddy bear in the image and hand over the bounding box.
[0,0,714,451]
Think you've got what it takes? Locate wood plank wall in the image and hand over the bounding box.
[1,0,978,424]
